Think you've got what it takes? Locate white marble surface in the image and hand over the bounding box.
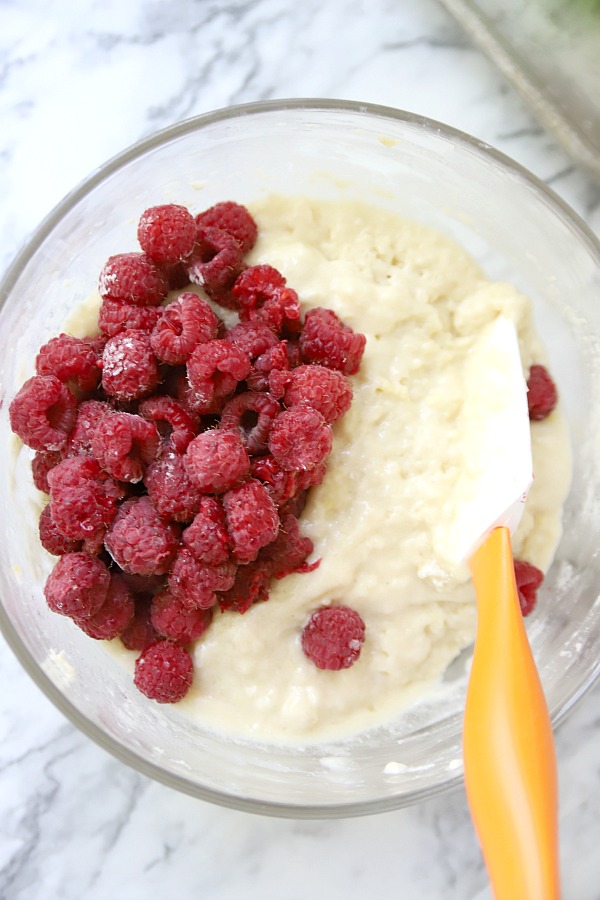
[1,1,600,898]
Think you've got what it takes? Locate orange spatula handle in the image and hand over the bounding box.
[464,526,560,900]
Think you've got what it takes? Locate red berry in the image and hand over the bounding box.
[101,329,160,401]
[36,334,101,393]
[223,480,280,564]
[246,341,290,392]
[47,455,124,541]
[186,339,251,411]
[300,307,366,375]
[144,449,202,522]
[120,595,160,651]
[268,406,333,472]
[184,430,250,494]
[44,552,111,619]
[250,454,298,506]
[150,292,219,365]
[32,449,64,493]
[105,496,179,576]
[99,252,168,307]
[195,201,258,254]
[75,573,135,640]
[260,513,317,579]
[301,605,366,670]
[38,504,83,556]
[274,364,352,423]
[91,412,160,483]
[514,559,544,616]
[151,588,213,643]
[233,265,300,334]
[138,395,197,454]
[65,400,112,457]
[98,298,163,338]
[219,391,280,454]
[182,497,231,565]
[9,375,77,452]
[137,204,197,264]
[134,640,194,703]
[225,319,278,358]
[168,548,230,609]
[527,364,558,421]
[187,226,244,298]
[218,559,272,614]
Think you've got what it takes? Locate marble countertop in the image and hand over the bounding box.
[1,1,599,898]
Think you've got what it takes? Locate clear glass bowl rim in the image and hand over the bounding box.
[2,97,600,818]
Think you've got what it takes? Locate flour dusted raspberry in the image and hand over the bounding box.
[195,201,258,254]
[150,292,219,365]
[301,605,366,670]
[182,497,231,565]
[268,406,333,472]
[246,341,290,392]
[223,480,280,564]
[218,560,272,614]
[144,450,202,522]
[151,589,213,643]
[134,640,194,703]
[274,364,352,424]
[66,400,113,458]
[300,307,366,375]
[137,204,197,264]
[514,559,544,617]
[138,395,197,454]
[9,375,77,452]
[36,334,101,394]
[168,548,231,609]
[184,430,250,494]
[75,573,135,640]
[99,252,168,306]
[91,412,160,483]
[187,226,244,298]
[225,319,278,359]
[44,552,111,619]
[120,595,160,651]
[105,495,179,576]
[101,329,160,401]
[219,392,280,454]
[260,513,317,579]
[38,504,83,556]
[233,265,301,334]
[47,455,124,541]
[98,298,163,338]
[32,449,64,493]
[250,454,298,506]
[186,339,251,411]
[527,364,558,421]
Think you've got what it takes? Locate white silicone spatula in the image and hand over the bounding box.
[441,316,560,900]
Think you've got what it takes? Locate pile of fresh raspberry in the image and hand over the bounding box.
[9,199,370,704]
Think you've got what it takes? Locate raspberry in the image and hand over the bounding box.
[91,412,160,483]
[225,320,278,359]
[260,513,317,579]
[286,340,303,368]
[168,548,225,609]
[120,595,160,651]
[47,455,124,541]
[75,574,135,640]
[65,400,112,457]
[105,496,179,576]
[36,334,101,393]
[186,339,251,410]
[232,265,300,334]
[527,364,558,421]
[187,226,243,298]
[222,480,280,564]
[38,504,83,556]
[138,395,197,454]
[218,560,271,614]
[274,364,352,424]
[246,341,290,392]
[219,392,281,454]
[514,559,544,617]
[101,329,160,401]
[301,605,366,670]
[99,252,168,307]
[300,307,366,375]
[250,455,298,506]
[98,298,163,338]
[150,292,219,365]
[144,449,202,522]
[137,204,197,264]
[32,449,64,493]
[295,459,328,492]
[184,430,250,494]
[182,497,231,565]
[195,201,258,254]
[151,589,213,643]
[134,640,194,703]
[268,406,333,472]
[9,375,77,452]
[44,551,111,619]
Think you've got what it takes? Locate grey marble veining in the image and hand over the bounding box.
[1,0,600,898]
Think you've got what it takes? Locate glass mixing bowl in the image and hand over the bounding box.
[1,99,599,817]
